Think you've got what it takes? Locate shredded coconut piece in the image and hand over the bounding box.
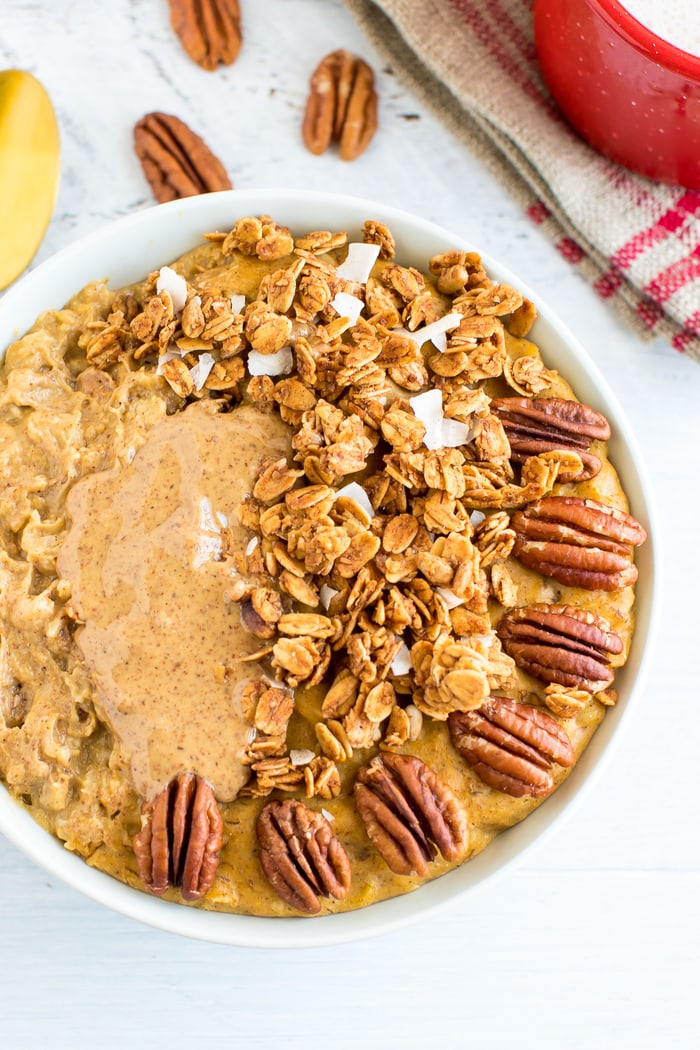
[409,389,444,451]
[441,417,471,448]
[156,266,188,313]
[245,537,258,556]
[216,511,229,527]
[321,807,335,823]
[410,389,470,450]
[470,510,486,526]
[230,293,246,314]
[390,642,412,676]
[396,311,461,349]
[436,587,465,610]
[290,748,316,767]
[431,330,448,353]
[189,352,215,391]
[247,346,294,376]
[333,481,374,519]
[335,242,380,283]
[247,727,257,744]
[320,584,339,610]
[330,291,364,325]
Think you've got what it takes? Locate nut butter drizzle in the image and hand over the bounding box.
[58,402,290,802]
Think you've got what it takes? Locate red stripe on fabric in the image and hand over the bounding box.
[527,201,551,224]
[593,269,624,299]
[678,309,700,336]
[643,244,700,303]
[612,191,700,269]
[636,298,664,330]
[485,0,538,65]
[672,331,692,353]
[447,0,560,120]
[556,237,584,264]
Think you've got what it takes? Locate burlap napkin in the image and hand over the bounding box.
[342,0,700,363]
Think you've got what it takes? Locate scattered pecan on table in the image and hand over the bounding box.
[168,0,242,70]
[133,111,232,203]
[302,49,378,161]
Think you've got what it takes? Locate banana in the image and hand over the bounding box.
[0,69,60,290]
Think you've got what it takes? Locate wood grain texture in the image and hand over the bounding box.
[1,1,699,1047]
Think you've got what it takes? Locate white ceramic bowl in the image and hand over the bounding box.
[0,189,660,948]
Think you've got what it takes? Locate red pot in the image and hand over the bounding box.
[533,0,700,188]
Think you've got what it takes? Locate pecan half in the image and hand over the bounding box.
[511,496,646,590]
[354,753,468,876]
[133,112,232,203]
[133,773,224,901]
[490,396,610,481]
[302,50,378,161]
[169,0,242,71]
[448,696,574,798]
[256,799,351,914]
[497,603,623,691]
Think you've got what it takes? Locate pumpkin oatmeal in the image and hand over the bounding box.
[0,216,645,915]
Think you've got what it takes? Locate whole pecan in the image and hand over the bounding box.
[490,396,611,481]
[511,495,646,590]
[497,603,623,691]
[133,773,224,901]
[169,0,242,71]
[449,696,575,798]
[133,112,232,203]
[302,50,378,161]
[354,753,468,877]
[256,799,352,914]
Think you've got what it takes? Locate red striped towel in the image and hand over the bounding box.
[342,0,700,363]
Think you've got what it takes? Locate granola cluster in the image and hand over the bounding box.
[87,214,614,804]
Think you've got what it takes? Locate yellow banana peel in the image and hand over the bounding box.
[0,70,60,290]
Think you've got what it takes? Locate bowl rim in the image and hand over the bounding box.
[0,188,662,948]
[590,0,700,76]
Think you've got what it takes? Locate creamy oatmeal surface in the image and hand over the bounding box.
[0,216,645,915]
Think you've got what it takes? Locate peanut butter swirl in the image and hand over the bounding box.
[58,402,290,802]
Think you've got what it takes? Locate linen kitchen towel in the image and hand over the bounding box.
[343,0,700,363]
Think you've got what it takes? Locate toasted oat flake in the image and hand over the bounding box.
[330,292,364,325]
[156,266,188,312]
[155,348,184,375]
[247,347,294,376]
[335,242,380,283]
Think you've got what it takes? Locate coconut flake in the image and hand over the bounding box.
[321,808,335,823]
[247,346,294,377]
[333,482,374,519]
[390,642,412,676]
[330,291,364,325]
[470,510,486,526]
[431,330,448,353]
[245,537,258,557]
[436,587,465,610]
[216,511,229,528]
[230,293,246,314]
[290,748,316,767]
[440,417,471,449]
[335,242,380,283]
[320,584,339,610]
[398,311,461,349]
[409,388,444,451]
[156,266,188,312]
[189,352,215,392]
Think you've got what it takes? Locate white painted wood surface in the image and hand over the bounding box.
[1,2,698,1046]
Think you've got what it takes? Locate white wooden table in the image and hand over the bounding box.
[1,2,698,1046]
